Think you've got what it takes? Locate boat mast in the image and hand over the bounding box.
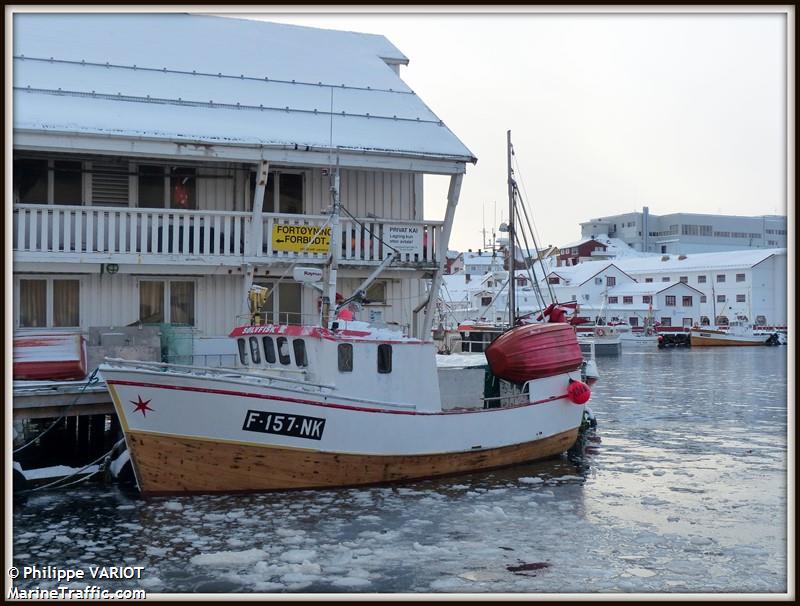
[507,130,516,328]
[323,165,342,328]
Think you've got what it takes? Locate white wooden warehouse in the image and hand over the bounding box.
[11,14,477,344]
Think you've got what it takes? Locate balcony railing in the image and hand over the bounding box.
[13,204,442,267]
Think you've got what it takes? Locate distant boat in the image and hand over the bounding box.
[690,320,772,346]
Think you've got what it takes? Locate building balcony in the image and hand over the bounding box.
[12,204,443,269]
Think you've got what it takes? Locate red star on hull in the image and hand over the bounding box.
[131,395,154,417]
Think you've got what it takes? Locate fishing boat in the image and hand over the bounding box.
[99,134,594,495]
[690,318,774,346]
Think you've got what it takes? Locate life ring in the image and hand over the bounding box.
[595,327,606,337]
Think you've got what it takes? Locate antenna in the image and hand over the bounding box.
[482,204,487,249]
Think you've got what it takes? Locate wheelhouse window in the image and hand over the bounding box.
[237,338,248,365]
[292,339,308,367]
[377,344,392,374]
[338,343,353,372]
[249,337,261,364]
[276,337,291,365]
[701,316,711,325]
[262,337,277,364]
[716,315,729,325]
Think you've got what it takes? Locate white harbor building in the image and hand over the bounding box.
[11,14,476,355]
[580,207,787,254]
[441,248,786,330]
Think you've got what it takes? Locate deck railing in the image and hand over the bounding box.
[13,204,442,266]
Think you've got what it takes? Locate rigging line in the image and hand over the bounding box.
[511,152,548,256]
[338,205,401,256]
[513,183,557,304]
[512,202,548,312]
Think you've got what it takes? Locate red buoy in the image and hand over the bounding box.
[567,379,591,405]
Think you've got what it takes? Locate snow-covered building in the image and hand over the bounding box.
[580,207,787,254]
[12,13,476,344]
[610,249,787,327]
[461,250,505,278]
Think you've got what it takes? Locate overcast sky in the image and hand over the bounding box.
[230,9,788,251]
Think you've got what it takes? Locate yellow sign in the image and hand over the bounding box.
[272,224,331,254]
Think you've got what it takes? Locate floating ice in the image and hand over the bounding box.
[163,501,184,512]
[190,548,267,567]
[280,549,317,563]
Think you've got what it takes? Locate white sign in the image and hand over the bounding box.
[292,267,324,283]
[386,224,422,253]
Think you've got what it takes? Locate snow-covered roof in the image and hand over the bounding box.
[13,14,475,169]
[609,282,703,296]
[463,252,503,265]
[547,262,631,286]
[613,248,785,274]
[559,237,604,249]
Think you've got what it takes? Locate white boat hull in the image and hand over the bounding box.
[101,366,586,494]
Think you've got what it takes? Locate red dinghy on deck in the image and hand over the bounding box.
[484,323,583,383]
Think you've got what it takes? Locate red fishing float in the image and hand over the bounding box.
[567,379,591,405]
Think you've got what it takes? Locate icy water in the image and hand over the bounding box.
[12,347,788,595]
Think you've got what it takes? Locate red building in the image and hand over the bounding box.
[557,238,608,267]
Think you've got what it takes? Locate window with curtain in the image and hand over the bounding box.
[139,281,165,324]
[53,279,80,327]
[20,279,47,327]
[170,281,195,325]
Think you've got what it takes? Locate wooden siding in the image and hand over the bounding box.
[305,168,419,220]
